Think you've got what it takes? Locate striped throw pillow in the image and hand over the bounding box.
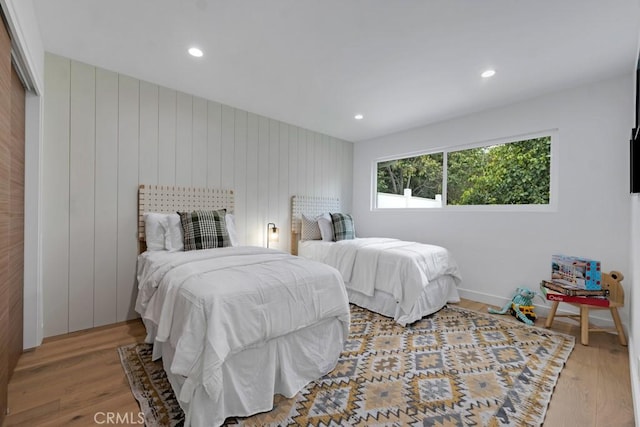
[331,213,355,241]
[179,209,230,251]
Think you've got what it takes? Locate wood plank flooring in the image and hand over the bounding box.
[4,299,635,426]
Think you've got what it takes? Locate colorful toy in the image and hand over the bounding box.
[551,254,601,290]
[488,287,542,325]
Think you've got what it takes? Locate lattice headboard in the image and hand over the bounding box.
[290,195,341,254]
[138,185,235,242]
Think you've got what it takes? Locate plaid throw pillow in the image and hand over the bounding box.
[179,209,230,251]
[331,212,355,241]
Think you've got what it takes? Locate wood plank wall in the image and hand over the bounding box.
[0,14,10,423]
[9,64,25,379]
[41,53,354,337]
[0,11,26,424]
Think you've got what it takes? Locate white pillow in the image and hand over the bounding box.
[145,211,238,251]
[300,214,322,240]
[317,214,335,241]
[164,213,184,252]
[226,213,238,247]
[144,212,168,251]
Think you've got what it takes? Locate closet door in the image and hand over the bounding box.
[9,63,24,375]
[0,14,11,423]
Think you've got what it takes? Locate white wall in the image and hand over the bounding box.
[353,75,633,325]
[42,53,353,337]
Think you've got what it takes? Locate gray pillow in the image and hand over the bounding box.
[300,214,322,240]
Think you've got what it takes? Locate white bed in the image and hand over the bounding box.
[292,196,461,326]
[135,186,350,427]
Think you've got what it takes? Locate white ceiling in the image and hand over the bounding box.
[32,0,640,142]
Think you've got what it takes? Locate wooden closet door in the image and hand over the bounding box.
[0,14,11,423]
[9,63,25,376]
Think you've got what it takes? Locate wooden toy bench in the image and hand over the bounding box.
[544,271,626,346]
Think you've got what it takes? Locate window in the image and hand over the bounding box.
[377,153,443,208]
[375,134,552,209]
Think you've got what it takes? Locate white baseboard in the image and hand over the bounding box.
[457,287,620,328]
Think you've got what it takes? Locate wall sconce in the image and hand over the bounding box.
[267,222,279,248]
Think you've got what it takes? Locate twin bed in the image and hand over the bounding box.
[291,195,462,326]
[135,186,349,426]
[135,187,461,426]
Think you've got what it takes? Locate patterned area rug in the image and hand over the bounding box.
[118,304,574,426]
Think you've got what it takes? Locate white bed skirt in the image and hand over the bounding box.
[346,275,461,326]
[157,317,346,427]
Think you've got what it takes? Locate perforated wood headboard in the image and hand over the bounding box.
[290,195,341,254]
[138,185,234,242]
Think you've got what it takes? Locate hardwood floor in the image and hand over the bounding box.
[4,299,635,426]
[5,320,145,426]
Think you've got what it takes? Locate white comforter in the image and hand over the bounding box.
[135,246,350,408]
[319,238,461,313]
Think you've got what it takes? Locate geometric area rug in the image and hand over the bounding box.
[118,304,575,427]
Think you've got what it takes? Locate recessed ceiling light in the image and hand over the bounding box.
[354,114,364,120]
[188,47,204,58]
[481,69,496,78]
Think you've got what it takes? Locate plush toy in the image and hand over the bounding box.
[488,287,542,326]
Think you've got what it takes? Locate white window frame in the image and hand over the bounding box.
[371,129,559,212]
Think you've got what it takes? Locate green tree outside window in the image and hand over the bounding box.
[376,136,551,207]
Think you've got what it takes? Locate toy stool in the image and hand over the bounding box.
[544,271,627,346]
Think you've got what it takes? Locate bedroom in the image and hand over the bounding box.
[1,0,639,425]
